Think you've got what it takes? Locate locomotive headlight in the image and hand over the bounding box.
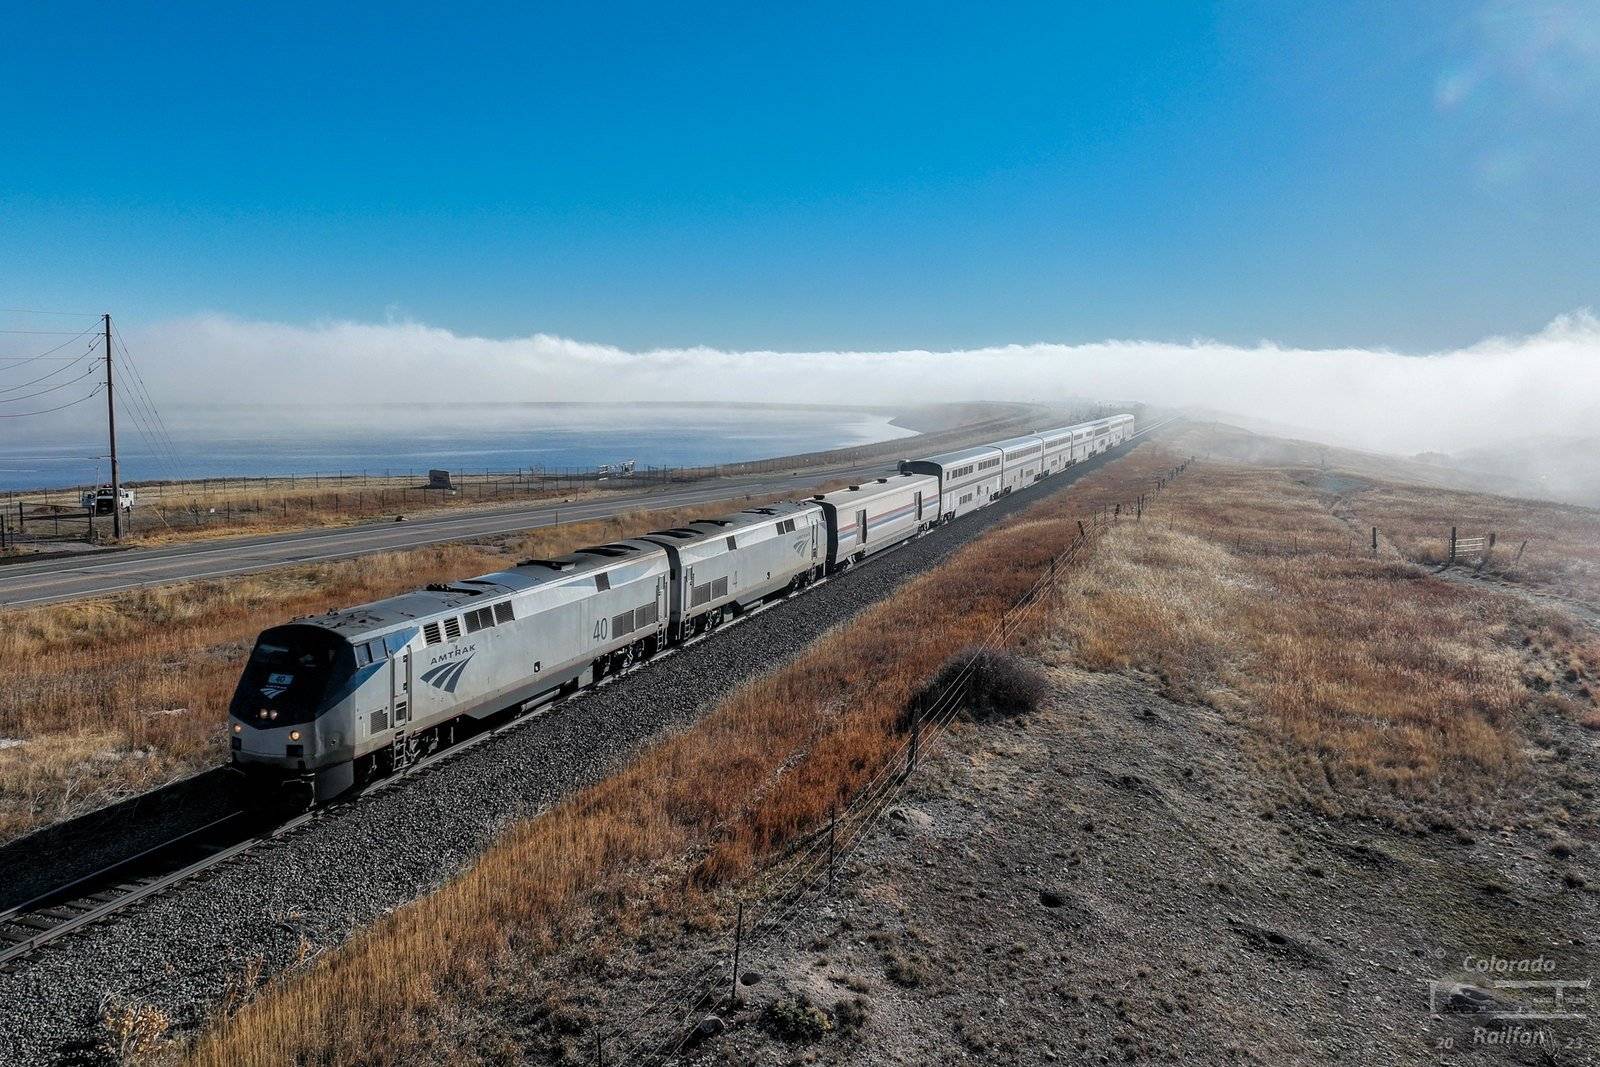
[233,723,243,734]
[288,729,302,742]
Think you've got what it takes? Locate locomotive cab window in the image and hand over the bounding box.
[234,625,349,725]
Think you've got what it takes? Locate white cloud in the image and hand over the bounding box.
[103,309,1600,456]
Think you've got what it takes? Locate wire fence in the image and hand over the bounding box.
[593,459,1191,1064]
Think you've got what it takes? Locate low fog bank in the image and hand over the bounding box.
[8,311,1598,497]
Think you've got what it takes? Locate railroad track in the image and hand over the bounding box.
[0,555,856,970]
[0,423,1176,970]
[0,810,286,967]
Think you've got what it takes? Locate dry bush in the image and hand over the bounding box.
[181,447,1171,1066]
[98,995,171,1064]
[911,647,1050,723]
[0,487,844,843]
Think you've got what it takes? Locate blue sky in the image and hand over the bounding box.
[2,1,1597,351]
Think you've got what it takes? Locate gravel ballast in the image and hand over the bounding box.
[0,442,1144,1064]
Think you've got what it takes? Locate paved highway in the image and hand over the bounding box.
[0,460,898,609]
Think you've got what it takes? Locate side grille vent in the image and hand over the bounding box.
[712,576,729,599]
[637,601,660,626]
[612,609,635,637]
[494,601,515,624]
[442,617,462,641]
[423,622,442,645]
[371,710,390,733]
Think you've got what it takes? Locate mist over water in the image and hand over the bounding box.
[0,404,913,491]
[4,309,1598,496]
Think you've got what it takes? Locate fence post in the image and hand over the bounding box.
[907,695,922,778]
[1514,540,1527,564]
[730,902,744,1006]
[1449,526,1457,565]
[828,803,837,890]
[1371,527,1377,556]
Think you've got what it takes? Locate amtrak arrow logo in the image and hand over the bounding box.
[421,654,474,693]
[259,685,287,699]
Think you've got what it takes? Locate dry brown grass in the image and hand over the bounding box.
[1056,456,1600,824]
[9,473,609,548]
[1348,479,1600,606]
[0,488,846,843]
[180,448,1172,1067]
[1164,419,1600,607]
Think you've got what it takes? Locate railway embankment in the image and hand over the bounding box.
[0,431,1164,1064]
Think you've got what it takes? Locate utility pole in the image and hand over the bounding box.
[105,312,121,538]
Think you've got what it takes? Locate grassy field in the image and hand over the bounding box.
[1167,420,1600,605]
[0,488,849,843]
[177,445,1175,1066]
[1053,452,1600,825]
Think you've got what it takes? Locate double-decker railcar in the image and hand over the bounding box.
[811,474,938,570]
[991,434,1047,494]
[898,444,1003,521]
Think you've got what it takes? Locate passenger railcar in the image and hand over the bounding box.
[898,444,1004,521]
[990,434,1047,494]
[811,474,938,570]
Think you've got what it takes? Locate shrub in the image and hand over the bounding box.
[907,647,1051,725]
[761,995,833,1042]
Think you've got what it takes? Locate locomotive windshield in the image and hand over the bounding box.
[233,625,351,724]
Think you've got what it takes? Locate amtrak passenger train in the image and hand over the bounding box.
[229,413,1135,801]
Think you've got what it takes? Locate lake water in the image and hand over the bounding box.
[0,404,917,491]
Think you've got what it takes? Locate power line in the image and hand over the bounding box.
[0,383,104,418]
[0,360,99,403]
[109,323,184,476]
[0,307,102,318]
[0,329,92,336]
[0,322,101,369]
[0,341,98,393]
